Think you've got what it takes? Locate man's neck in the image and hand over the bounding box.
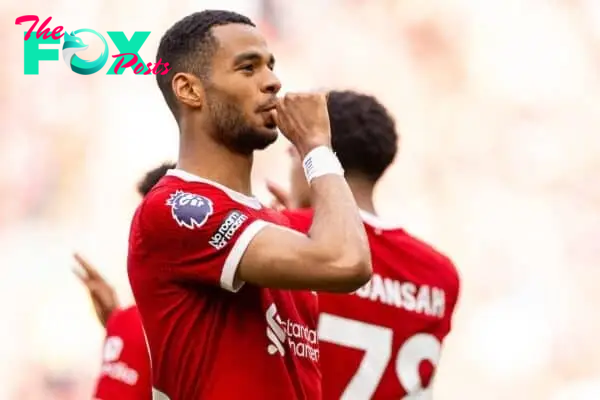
[346,176,376,215]
[177,122,254,196]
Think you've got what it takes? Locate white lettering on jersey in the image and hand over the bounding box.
[100,336,139,386]
[354,273,446,318]
[319,314,441,399]
[266,303,286,356]
[103,336,124,362]
[209,210,248,250]
[265,303,319,361]
[100,362,139,386]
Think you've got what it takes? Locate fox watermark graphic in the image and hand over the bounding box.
[15,15,170,75]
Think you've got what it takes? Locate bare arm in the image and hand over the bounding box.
[236,93,371,292]
[239,175,370,291]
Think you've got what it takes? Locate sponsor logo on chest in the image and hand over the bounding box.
[265,303,319,362]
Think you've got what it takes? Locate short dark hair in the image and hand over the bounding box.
[156,10,255,118]
[327,90,398,182]
[137,162,176,197]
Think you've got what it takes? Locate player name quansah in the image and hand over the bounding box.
[353,273,446,318]
[209,210,248,250]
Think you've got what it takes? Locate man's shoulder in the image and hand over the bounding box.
[143,175,231,211]
[374,226,453,268]
[136,175,254,234]
[372,228,460,297]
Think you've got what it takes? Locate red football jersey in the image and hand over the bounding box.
[128,169,320,400]
[285,208,460,400]
[93,306,151,400]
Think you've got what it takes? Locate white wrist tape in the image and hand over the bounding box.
[302,146,344,184]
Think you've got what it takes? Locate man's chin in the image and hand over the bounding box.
[232,128,278,154]
[253,128,278,150]
[262,125,279,139]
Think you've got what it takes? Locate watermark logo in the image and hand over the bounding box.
[62,29,108,75]
[15,15,170,75]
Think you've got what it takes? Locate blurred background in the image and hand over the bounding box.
[2,0,600,399]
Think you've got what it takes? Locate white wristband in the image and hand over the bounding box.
[302,146,344,184]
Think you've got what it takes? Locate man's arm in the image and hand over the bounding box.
[147,94,371,293]
[239,174,370,292]
[237,93,371,292]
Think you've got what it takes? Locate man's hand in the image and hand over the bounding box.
[274,92,331,157]
[73,253,119,328]
[236,93,371,292]
[266,180,293,211]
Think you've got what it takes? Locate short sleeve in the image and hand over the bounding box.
[282,208,314,234]
[139,185,268,292]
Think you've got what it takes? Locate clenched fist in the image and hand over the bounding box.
[274,93,331,157]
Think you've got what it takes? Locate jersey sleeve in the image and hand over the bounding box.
[138,184,269,292]
[281,208,314,234]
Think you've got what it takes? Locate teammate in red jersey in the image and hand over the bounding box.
[74,162,174,400]
[270,90,461,399]
[128,10,371,400]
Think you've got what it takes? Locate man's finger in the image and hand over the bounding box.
[73,253,102,279]
[88,282,119,312]
[72,267,90,284]
[266,180,291,209]
[269,109,278,127]
[269,199,285,212]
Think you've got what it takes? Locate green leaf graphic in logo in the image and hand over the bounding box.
[62,29,108,75]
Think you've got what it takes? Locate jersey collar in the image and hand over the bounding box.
[359,209,403,231]
[166,169,262,210]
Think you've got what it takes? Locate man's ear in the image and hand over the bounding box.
[172,72,205,110]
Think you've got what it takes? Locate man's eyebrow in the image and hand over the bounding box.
[233,51,276,67]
